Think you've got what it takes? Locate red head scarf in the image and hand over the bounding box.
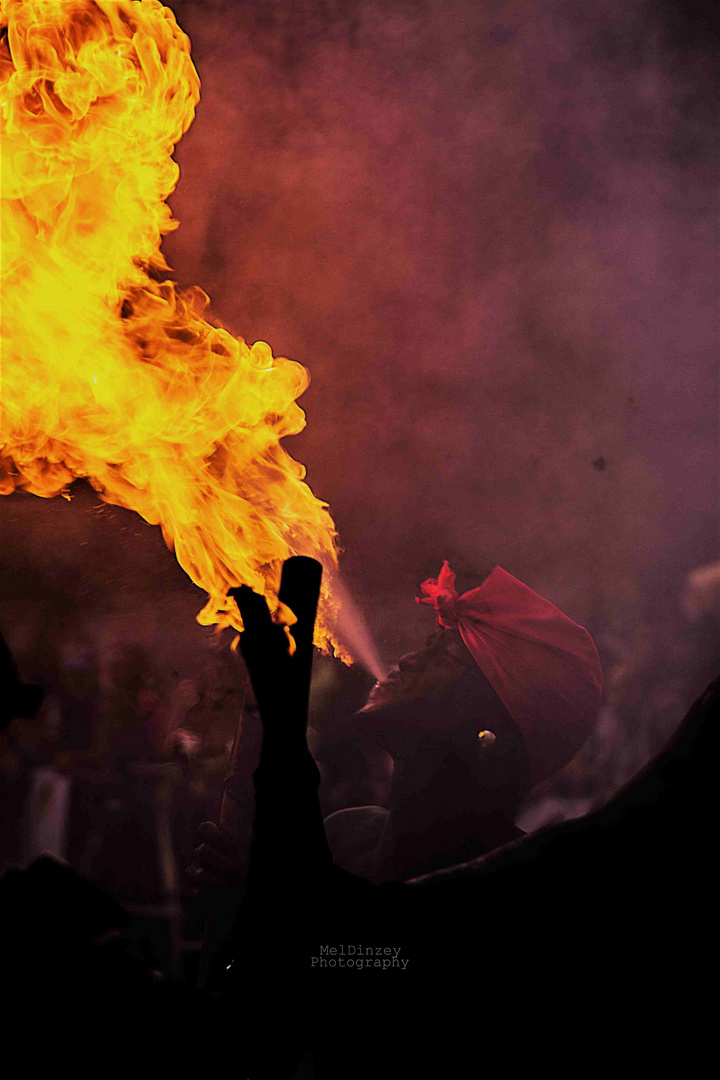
[418,562,603,787]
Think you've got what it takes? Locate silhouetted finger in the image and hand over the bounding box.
[278,556,322,661]
[229,585,274,637]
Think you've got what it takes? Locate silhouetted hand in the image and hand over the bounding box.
[230,557,322,741]
[189,558,324,905]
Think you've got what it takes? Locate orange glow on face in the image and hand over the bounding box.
[0,0,341,651]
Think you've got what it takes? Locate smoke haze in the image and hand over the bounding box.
[1,0,717,702]
[162,0,718,656]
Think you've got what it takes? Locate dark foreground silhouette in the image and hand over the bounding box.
[1,569,716,1076]
[222,558,716,1077]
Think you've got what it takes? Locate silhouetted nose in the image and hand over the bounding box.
[397,650,425,674]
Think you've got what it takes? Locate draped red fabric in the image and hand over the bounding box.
[418,562,603,786]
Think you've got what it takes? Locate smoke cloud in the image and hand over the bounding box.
[1,1,717,751]
[156,1,718,658]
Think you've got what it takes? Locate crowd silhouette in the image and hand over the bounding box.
[1,557,716,1076]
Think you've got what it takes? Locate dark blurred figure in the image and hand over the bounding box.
[0,629,44,734]
[102,643,169,764]
[0,627,45,870]
[0,853,218,1060]
[0,635,203,1042]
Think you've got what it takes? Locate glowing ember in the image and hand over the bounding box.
[0,0,341,650]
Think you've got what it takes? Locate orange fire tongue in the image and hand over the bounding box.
[0,0,341,651]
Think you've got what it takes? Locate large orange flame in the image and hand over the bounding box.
[0,0,341,650]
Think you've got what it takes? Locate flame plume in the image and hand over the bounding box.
[0,0,341,650]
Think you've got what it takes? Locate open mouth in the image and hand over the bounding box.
[358,669,410,712]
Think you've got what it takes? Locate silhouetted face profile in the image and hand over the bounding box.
[356,626,531,815]
[360,628,472,714]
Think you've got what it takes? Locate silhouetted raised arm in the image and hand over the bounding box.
[232,557,333,886]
